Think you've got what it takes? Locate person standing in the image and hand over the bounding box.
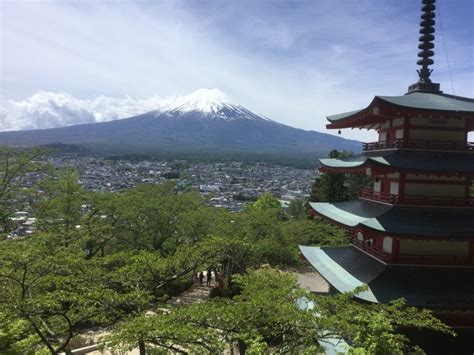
[198,271,204,286]
[206,268,212,287]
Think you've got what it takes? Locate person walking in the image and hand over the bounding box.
[206,268,212,287]
[198,271,204,286]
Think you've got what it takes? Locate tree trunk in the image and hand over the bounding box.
[139,339,146,355]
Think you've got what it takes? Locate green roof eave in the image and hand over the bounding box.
[361,207,474,238]
[319,158,367,169]
[298,246,379,303]
[377,92,474,113]
[309,202,370,227]
[325,91,474,127]
[327,108,365,122]
[300,247,474,308]
[309,200,474,238]
[320,151,474,174]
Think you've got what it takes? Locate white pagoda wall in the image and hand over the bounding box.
[404,183,465,197]
[410,116,465,128]
[399,240,469,256]
[408,129,465,142]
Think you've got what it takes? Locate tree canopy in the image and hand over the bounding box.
[0,148,454,354]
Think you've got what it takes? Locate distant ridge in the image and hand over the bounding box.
[0,89,361,159]
[40,142,90,154]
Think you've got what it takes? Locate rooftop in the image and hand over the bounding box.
[309,199,474,239]
[326,91,474,130]
[299,246,474,308]
[320,150,474,174]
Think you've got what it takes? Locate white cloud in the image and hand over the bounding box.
[0,91,172,132]
[0,0,472,142]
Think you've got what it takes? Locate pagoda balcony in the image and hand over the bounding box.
[358,188,397,204]
[363,139,403,151]
[350,236,474,266]
[363,139,474,152]
[350,235,391,262]
[358,187,474,207]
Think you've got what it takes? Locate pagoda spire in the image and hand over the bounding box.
[408,0,441,93]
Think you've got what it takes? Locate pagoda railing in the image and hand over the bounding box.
[350,236,474,265]
[358,188,397,204]
[363,139,403,150]
[363,139,474,151]
[359,187,474,207]
[350,236,391,261]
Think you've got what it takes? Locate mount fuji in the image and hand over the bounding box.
[0,89,360,160]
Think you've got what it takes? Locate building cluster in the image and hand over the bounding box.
[47,155,315,211]
[7,211,36,239]
[5,155,315,238]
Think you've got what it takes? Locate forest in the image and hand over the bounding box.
[0,147,452,354]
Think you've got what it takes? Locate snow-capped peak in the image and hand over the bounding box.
[163,88,234,114]
[160,88,273,122]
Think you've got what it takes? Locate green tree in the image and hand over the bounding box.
[287,197,307,220]
[284,218,348,247]
[105,268,452,354]
[0,146,49,232]
[108,183,212,254]
[105,269,321,354]
[315,287,453,354]
[246,191,282,212]
[36,169,86,238]
[310,150,369,202]
[0,235,141,354]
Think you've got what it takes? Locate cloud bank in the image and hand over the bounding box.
[0,92,173,132]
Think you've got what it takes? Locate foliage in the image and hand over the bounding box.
[0,147,50,232]
[0,160,453,354]
[105,269,453,355]
[315,288,454,354]
[284,217,348,247]
[36,169,87,237]
[286,197,307,220]
[310,149,369,203]
[246,191,282,213]
[0,235,143,354]
[105,269,322,354]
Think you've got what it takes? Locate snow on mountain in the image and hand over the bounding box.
[163,88,232,113]
[161,88,273,122]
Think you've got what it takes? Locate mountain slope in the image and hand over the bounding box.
[0,89,360,157]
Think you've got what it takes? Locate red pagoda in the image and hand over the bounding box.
[300,0,474,327]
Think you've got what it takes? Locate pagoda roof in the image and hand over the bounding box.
[320,150,474,175]
[309,199,474,239]
[378,92,474,112]
[326,91,474,129]
[299,246,474,308]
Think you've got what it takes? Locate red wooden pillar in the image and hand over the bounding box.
[403,117,410,147]
[398,173,406,204]
[469,241,474,262]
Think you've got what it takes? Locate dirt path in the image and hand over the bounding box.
[86,278,213,354]
[167,281,212,306]
[295,270,330,293]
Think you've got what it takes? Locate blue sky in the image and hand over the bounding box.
[1,0,473,140]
